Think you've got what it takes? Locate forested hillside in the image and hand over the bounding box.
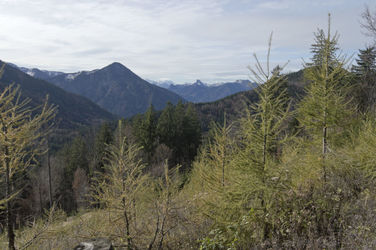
[1,10,376,250]
[194,69,306,131]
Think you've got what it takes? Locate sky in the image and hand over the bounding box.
[0,0,374,84]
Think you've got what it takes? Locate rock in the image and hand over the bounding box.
[73,238,113,250]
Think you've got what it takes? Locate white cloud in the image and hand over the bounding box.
[0,0,373,83]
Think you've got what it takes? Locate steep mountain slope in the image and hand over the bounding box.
[194,70,306,130]
[46,62,184,118]
[0,61,114,130]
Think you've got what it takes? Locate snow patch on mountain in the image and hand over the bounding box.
[66,72,82,80]
[26,70,35,77]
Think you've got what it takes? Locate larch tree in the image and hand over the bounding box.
[309,22,339,67]
[190,116,235,198]
[297,14,353,180]
[91,120,147,249]
[0,66,56,250]
[234,36,291,241]
[197,34,291,246]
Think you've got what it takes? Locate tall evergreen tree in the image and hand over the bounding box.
[172,101,185,162]
[352,46,376,112]
[60,136,89,212]
[135,105,157,162]
[156,102,175,149]
[182,104,201,165]
[93,122,113,173]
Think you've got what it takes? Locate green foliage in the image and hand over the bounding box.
[352,46,376,112]
[5,14,376,250]
[93,122,114,173]
[309,14,339,67]
[91,126,147,248]
[297,16,353,156]
[345,118,376,178]
[191,34,293,248]
[181,104,202,164]
[59,136,89,212]
[188,118,235,218]
[157,102,175,148]
[134,105,157,159]
[156,101,201,168]
[229,39,291,244]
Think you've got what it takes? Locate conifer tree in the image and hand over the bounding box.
[297,15,353,179]
[187,118,236,249]
[196,34,291,246]
[156,102,175,149]
[173,101,185,162]
[309,25,339,67]
[0,75,56,249]
[91,120,147,249]
[352,46,376,112]
[135,105,157,162]
[182,104,201,166]
[234,35,291,241]
[60,136,89,211]
[194,118,234,194]
[93,122,113,173]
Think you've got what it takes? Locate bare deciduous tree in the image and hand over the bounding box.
[362,5,376,42]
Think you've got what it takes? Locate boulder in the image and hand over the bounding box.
[73,238,113,250]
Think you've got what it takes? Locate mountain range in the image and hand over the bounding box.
[148,79,257,103]
[3,59,308,140]
[15,63,184,118]
[1,61,114,130]
[15,62,257,116]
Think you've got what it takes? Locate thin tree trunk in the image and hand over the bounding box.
[39,184,43,214]
[148,206,159,250]
[262,125,269,241]
[122,176,132,250]
[221,145,225,187]
[124,208,131,250]
[47,139,53,208]
[222,116,227,187]
[322,125,327,181]
[5,145,16,250]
